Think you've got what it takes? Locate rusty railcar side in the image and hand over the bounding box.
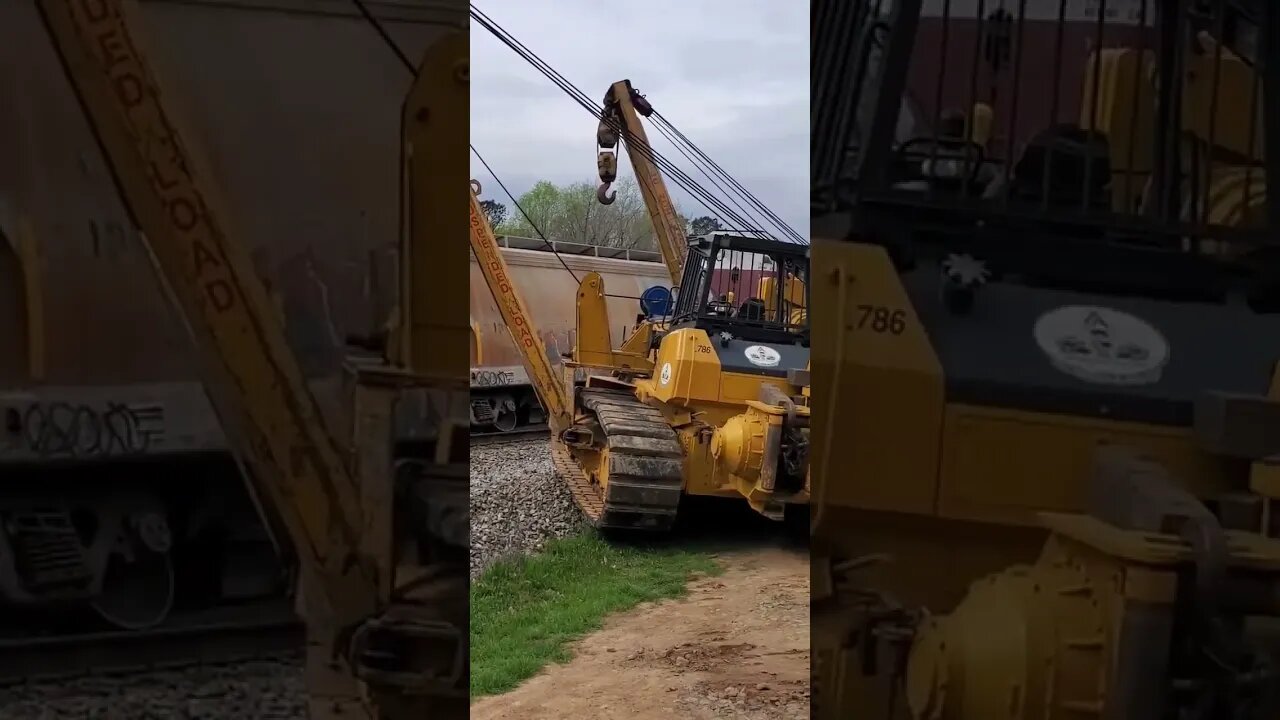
[0,0,465,625]
[0,0,464,461]
[470,238,670,371]
[468,238,670,430]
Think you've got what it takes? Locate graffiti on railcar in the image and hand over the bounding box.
[4,400,165,458]
[471,369,517,387]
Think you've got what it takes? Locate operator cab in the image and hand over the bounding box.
[671,232,810,348]
[818,0,1280,427]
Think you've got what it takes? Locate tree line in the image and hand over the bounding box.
[478,178,725,251]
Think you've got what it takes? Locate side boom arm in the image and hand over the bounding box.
[597,79,687,284]
[468,181,573,433]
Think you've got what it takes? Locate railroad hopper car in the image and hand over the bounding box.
[0,0,465,630]
[469,236,670,432]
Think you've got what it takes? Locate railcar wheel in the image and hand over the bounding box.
[492,395,519,432]
[89,508,175,630]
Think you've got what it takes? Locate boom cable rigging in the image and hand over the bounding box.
[347,0,642,299]
[469,4,764,240]
[651,110,806,244]
[469,4,807,245]
[350,0,805,306]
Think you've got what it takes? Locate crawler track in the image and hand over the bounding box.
[551,389,684,532]
[0,602,302,685]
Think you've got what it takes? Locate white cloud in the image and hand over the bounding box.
[470,0,808,239]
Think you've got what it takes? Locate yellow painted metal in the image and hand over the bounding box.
[1183,31,1264,161]
[903,513,1280,720]
[711,401,809,512]
[905,534,1114,720]
[614,323,809,507]
[1080,47,1157,212]
[1083,42,1268,223]
[968,102,994,146]
[1250,363,1280,501]
[805,243,1246,719]
[759,272,807,324]
[14,215,45,381]
[617,321,808,508]
[935,404,1231,527]
[636,327,726,408]
[810,239,945,521]
[809,34,1278,713]
[571,271,653,373]
[469,321,483,365]
[810,213,1232,530]
[397,31,469,382]
[618,321,655,356]
[711,408,769,482]
[601,80,688,283]
[0,210,47,381]
[469,245,668,369]
[677,423,724,497]
[469,181,572,433]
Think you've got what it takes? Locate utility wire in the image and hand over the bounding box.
[646,118,775,241]
[653,111,807,244]
[359,0,803,246]
[350,0,414,72]
[471,145,643,300]
[349,0,631,295]
[356,0,803,279]
[469,145,580,283]
[471,5,745,229]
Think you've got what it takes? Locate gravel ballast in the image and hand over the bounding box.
[470,437,586,579]
[0,656,304,719]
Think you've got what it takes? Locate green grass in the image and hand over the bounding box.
[470,532,721,697]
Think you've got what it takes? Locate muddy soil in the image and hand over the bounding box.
[471,545,809,720]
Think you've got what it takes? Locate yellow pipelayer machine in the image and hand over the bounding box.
[812,0,1280,717]
[470,78,812,530]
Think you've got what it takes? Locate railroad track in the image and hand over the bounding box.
[0,601,302,685]
[470,424,550,445]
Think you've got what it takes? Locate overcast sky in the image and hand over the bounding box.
[470,1,808,240]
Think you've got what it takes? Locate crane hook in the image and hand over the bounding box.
[597,182,616,205]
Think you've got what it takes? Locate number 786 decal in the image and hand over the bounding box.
[855,305,907,335]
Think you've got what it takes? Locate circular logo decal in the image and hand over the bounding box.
[744,345,782,368]
[659,362,672,385]
[1033,305,1169,386]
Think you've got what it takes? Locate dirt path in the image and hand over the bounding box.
[471,545,809,720]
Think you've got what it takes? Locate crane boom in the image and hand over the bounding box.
[597,79,687,285]
[469,181,573,433]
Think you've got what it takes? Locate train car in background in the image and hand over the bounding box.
[907,0,1259,147]
[908,0,1158,152]
[469,236,670,432]
[0,0,464,630]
